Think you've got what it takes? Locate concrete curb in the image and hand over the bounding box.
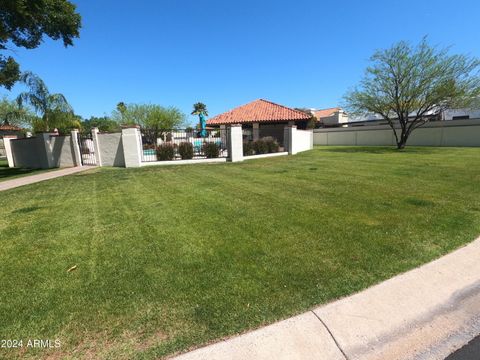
[172,237,480,360]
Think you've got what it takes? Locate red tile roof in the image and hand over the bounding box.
[0,124,22,131]
[313,107,341,119]
[207,99,311,125]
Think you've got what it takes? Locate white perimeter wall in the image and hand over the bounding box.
[98,133,125,167]
[313,119,480,147]
[11,136,49,168]
[11,134,77,168]
[49,136,76,167]
[292,129,314,154]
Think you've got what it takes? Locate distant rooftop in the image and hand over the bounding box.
[312,107,342,119]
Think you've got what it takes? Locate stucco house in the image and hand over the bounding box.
[206,99,311,144]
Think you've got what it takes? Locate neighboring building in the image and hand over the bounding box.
[442,108,480,120]
[308,107,480,127]
[346,108,480,127]
[207,99,311,144]
[311,107,349,127]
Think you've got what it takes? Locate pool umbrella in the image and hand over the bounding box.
[199,113,207,137]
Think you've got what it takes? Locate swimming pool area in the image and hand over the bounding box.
[141,132,228,162]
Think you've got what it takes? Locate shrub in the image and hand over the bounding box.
[263,136,280,153]
[243,141,255,156]
[202,142,220,158]
[178,142,194,159]
[157,144,175,161]
[253,139,268,154]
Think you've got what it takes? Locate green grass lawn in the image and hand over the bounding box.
[0,158,50,182]
[1,147,480,359]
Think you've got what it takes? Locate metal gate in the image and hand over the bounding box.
[77,133,97,165]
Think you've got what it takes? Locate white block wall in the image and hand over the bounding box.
[286,126,314,155]
[313,119,480,147]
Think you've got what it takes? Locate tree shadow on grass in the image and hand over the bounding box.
[318,146,441,155]
[12,206,42,214]
[0,161,39,179]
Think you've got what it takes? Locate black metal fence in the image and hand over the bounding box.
[140,128,229,162]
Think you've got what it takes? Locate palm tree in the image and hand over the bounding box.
[116,101,127,121]
[191,102,208,137]
[17,72,72,131]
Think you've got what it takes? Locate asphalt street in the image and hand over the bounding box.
[446,335,480,360]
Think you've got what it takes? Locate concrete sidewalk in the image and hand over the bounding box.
[173,237,480,360]
[0,166,94,192]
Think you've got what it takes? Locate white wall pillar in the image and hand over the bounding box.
[3,135,17,168]
[91,127,102,166]
[285,126,313,155]
[228,124,244,162]
[70,129,82,167]
[40,132,55,168]
[122,126,142,167]
[285,125,297,155]
[253,123,260,141]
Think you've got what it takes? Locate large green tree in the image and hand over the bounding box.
[143,105,186,144]
[30,110,81,134]
[112,103,186,144]
[345,38,480,149]
[81,116,121,133]
[17,72,73,131]
[0,0,81,89]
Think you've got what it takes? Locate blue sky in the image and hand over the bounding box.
[3,0,480,125]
